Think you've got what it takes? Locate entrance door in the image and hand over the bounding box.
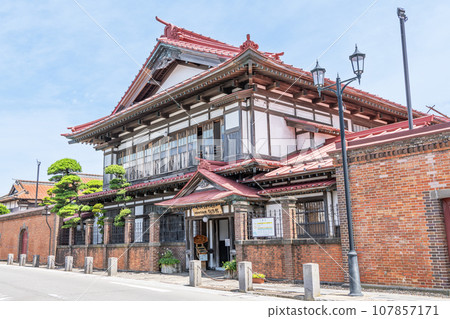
[218,219,229,266]
[19,229,28,256]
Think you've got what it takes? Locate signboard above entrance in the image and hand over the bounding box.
[192,205,223,216]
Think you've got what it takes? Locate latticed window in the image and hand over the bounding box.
[247,205,283,239]
[111,224,125,244]
[74,226,85,245]
[296,201,327,238]
[160,213,185,242]
[93,218,103,244]
[134,216,150,243]
[59,227,70,245]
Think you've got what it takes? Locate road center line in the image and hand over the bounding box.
[110,282,170,293]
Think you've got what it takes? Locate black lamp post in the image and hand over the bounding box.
[42,205,52,256]
[311,45,364,296]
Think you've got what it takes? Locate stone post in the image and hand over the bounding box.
[148,212,160,272]
[19,254,27,266]
[124,215,135,244]
[189,260,202,287]
[32,255,40,267]
[103,217,114,245]
[233,201,249,263]
[108,257,118,276]
[84,257,93,274]
[65,256,73,271]
[238,261,253,292]
[7,254,14,265]
[303,263,320,301]
[85,218,95,245]
[47,255,55,269]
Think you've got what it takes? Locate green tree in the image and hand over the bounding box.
[105,164,132,226]
[44,159,83,222]
[79,179,103,195]
[0,204,10,215]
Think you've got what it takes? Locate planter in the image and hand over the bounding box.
[161,264,179,274]
[224,270,237,279]
[252,277,265,284]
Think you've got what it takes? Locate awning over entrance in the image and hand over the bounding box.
[156,189,234,207]
[156,168,262,207]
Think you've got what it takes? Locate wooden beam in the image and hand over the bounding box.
[122,126,133,132]
[266,81,280,91]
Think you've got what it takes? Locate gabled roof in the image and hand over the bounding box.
[156,168,261,207]
[0,180,54,203]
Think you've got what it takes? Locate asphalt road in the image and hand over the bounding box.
[0,264,283,301]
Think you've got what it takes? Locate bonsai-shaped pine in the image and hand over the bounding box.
[104,165,132,227]
[79,179,103,195]
[42,158,83,226]
[0,204,10,215]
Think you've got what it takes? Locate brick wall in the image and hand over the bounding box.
[237,239,344,283]
[0,207,59,263]
[333,131,450,289]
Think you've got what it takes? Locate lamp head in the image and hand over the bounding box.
[311,60,326,87]
[349,44,365,82]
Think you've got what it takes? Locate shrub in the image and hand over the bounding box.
[158,250,180,266]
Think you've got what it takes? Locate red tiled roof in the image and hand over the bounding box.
[284,116,342,136]
[155,189,234,207]
[78,172,194,200]
[157,168,261,207]
[212,158,284,173]
[257,179,336,195]
[0,180,54,203]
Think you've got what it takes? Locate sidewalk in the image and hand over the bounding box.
[2,262,449,301]
[112,269,449,301]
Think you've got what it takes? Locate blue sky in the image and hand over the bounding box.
[1,0,449,195]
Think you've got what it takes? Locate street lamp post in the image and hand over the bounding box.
[42,205,52,256]
[311,45,365,296]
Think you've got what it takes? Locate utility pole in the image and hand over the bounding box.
[397,7,414,130]
[35,160,41,207]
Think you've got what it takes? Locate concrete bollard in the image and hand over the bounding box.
[108,257,118,276]
[7,254,14,265]
[65,256,73,272]
[19,254,27,266]
[303,263,320,301]
[47,255,55,269]
[189,260,202,287]
[238,261,253,292]
[32,255,40,267]
[84,257,93,274]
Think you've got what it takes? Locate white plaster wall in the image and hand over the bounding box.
[254,110,269,155]
[269,115,296,157]
[156,64,204,93]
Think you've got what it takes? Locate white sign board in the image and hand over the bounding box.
[199,254,208,261]
[252,218,275,237]
[224,238,230,247]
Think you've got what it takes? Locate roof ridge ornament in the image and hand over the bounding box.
[155,16,180,40]
[240,34,259,51]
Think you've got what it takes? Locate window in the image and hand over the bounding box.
[296,201,327,238]
[59,228,70,245]
[247,205,283,239]
[160,213,185,242]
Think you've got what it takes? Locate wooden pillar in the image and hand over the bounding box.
[85,219,94,246]
[103,217,114,245]
[124,215,135,244]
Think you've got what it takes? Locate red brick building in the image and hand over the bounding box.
[4,18,448,292]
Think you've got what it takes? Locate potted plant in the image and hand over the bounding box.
[252,272,266,284]
[222,259,237,279]
[158,249,180,274]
